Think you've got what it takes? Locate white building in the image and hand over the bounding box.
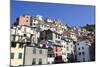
[61,33,75,62]
[24,46,48,65]
[75,40,91,62]
[61,39,68,62]
[10,25,39,66]
[38,40,55,64]
[11,27,25,66]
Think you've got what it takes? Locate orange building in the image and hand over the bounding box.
[17,15,32,26]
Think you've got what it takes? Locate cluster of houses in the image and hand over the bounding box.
[10,15,95,66]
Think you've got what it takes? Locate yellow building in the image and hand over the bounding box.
[10,25,37,66]
[11,42,25,66]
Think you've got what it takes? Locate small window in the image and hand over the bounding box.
[32,23,34,25]
[67,47,69,51]
[39,49,42,54]
[79,52,81,56]
[82,52,85,56]
[38,58,42,64]
[48,54,50,57]
[48,62,50,64]
[67,53,70,57]
[83,58,85,62]
[26,20,28,22]
[82,47,84,50]
[71,45,73,48]
[58,35,60,39]
[26,16,29,18]
[11,42,16,48]
[18,27,21,30]
[18,53,22,59]
[19,43,23,48]
[78,48,80,50]
[11,53,14,59]
[24,34,26,37]
[32,58,36,65]
[48,54,53,57]
[33,48,36,54]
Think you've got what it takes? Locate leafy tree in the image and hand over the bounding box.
[83,24,95,32]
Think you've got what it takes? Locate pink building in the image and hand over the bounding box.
[17,15,32,26]
[53,45,63,63]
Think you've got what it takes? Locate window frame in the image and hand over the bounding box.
[11,53,14,59]
[32,58,36,65]
[33,48,36,54]
[18,53,22,59]
[39,49,42,54]
[38,58,42,65]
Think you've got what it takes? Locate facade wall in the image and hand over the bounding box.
[67,40,74,54]
[61,40,68,62]
[65,39,75,62]
[24,47,48,65]
[75,40,91,62]
[11,43,25,66]
[18,15,32,26]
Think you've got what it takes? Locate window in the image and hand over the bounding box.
[33,48,36,54]
[32,58,36,65]
[82,52,85,56]
[50,54,52,57]
[24,34,26,37]
[67,47,69,51]
[48,54,54,57]
[11,53,14,59]
[82,47,84,50]
[78,48,80,50]
[77,43,79,45]
[19,43,23,48]
[67,53,70,57]
[38,58,42,64]
[18,53,22,59]
[33,23,36,25]
[26,16,29,18]
[48,54,51,57]
[79,52,81,56]
[26,20,28,22]
[71,45,73,48]
[11,42,16,48]
[18,27,21,30]
[48,62,50,64]
[83,58,85,62]
[39,49,42,54]
[58,35,60,39]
